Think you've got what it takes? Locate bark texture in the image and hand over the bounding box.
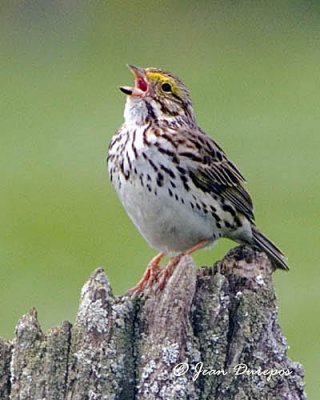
[0,246,307,400]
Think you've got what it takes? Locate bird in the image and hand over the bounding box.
[107,65,288,293]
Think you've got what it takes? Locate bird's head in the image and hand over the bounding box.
[120,65,195,124]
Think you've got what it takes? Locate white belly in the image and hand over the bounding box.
[113,165,218,254]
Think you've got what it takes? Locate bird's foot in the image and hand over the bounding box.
[129,240,209,294]
[156,254,183,291]
[128,252,164,295]
[156,239,209,291]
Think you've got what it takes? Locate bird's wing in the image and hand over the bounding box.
[176,128,255,222]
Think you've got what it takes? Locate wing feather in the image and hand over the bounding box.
[176,128,255,222]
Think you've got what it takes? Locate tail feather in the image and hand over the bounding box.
[251,227,289,270]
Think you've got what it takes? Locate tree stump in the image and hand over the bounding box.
[0,246,307,399]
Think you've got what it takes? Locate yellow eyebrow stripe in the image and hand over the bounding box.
[146,72,177,94]
[146,71,168,82]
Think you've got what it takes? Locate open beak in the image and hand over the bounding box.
[120,65,149,97]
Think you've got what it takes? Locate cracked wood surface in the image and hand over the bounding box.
[0,246,307,399]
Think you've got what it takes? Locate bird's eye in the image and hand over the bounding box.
[161,82,172,92]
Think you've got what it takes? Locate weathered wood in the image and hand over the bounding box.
[0,246,307,399]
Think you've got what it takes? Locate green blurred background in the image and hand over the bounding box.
[1,1,319,397]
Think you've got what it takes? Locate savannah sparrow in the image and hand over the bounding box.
[107,65,288,292]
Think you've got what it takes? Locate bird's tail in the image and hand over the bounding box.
[251,226,289,270]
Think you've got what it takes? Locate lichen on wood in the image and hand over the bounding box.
[0,246,307,400]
